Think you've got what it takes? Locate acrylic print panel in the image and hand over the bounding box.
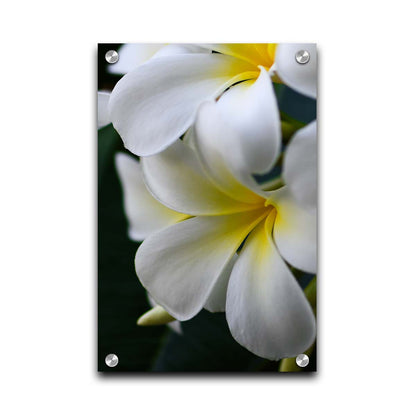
[98,43,317,372]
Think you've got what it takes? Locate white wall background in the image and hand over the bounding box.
[1,1,415,414]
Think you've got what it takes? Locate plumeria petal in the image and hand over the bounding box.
[274,43,317,98]
[115,152,187,241]
[109,54,259,156]
[107,43,166,75]
[142,140,259,215]
[135,208,268,321]
[194,101,266,204]
[152,44,210,59]
[97,91,111,128]
[182,124,196,150]
[147,294,182,334]
[109,44,210,76]
[216,67,281,174]
[204,254,237,313]
[201,43,275,69]
[283,121,317,212]
[268,187,317,274]
[226,212,316,360]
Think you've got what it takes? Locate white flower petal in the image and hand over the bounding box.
[109,53,258,156]
[135,208,267,321]
[97,91,111,128]
[274,43,317,98]
[142,140,260,216]
[283,121,317,212]
[108,44,209,75]
[269,187,317,274]
[108,43,165,75]
[194,101,266,204]
[152,44,210,59]
[226,213,316,360]
[147,294,182,334]
[115,152,187,241]
[216,67,281,174]
[204,254,237,313]
[182,125,196,150]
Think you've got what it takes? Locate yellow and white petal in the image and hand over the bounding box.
[135,208,268,321]
[274,43,317,99]
[204,254,237,313]
[109,54,258,157]
[107,43,165,75]
[115,153,187,241]
[194,101,266,204]
[269,187,317,274]
[201,43,275,69]
[142,140,258,216]
[283,121,317,212]
[226,213,316,360]
[97,91,110,129]
[216,67,281,174]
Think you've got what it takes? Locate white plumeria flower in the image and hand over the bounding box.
[116,101,316,360]
[115,148,235,333]
[109,43,285,163]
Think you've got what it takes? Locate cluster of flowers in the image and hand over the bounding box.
[99,43,317,361]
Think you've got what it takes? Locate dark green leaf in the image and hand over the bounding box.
[98,128,167,372]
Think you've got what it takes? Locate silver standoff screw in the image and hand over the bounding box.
[296,353,309,368]
[105,50,119,64]
[295,50,310,64]
[105,353,119,367]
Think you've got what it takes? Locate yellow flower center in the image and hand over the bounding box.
[211,43,277,71]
